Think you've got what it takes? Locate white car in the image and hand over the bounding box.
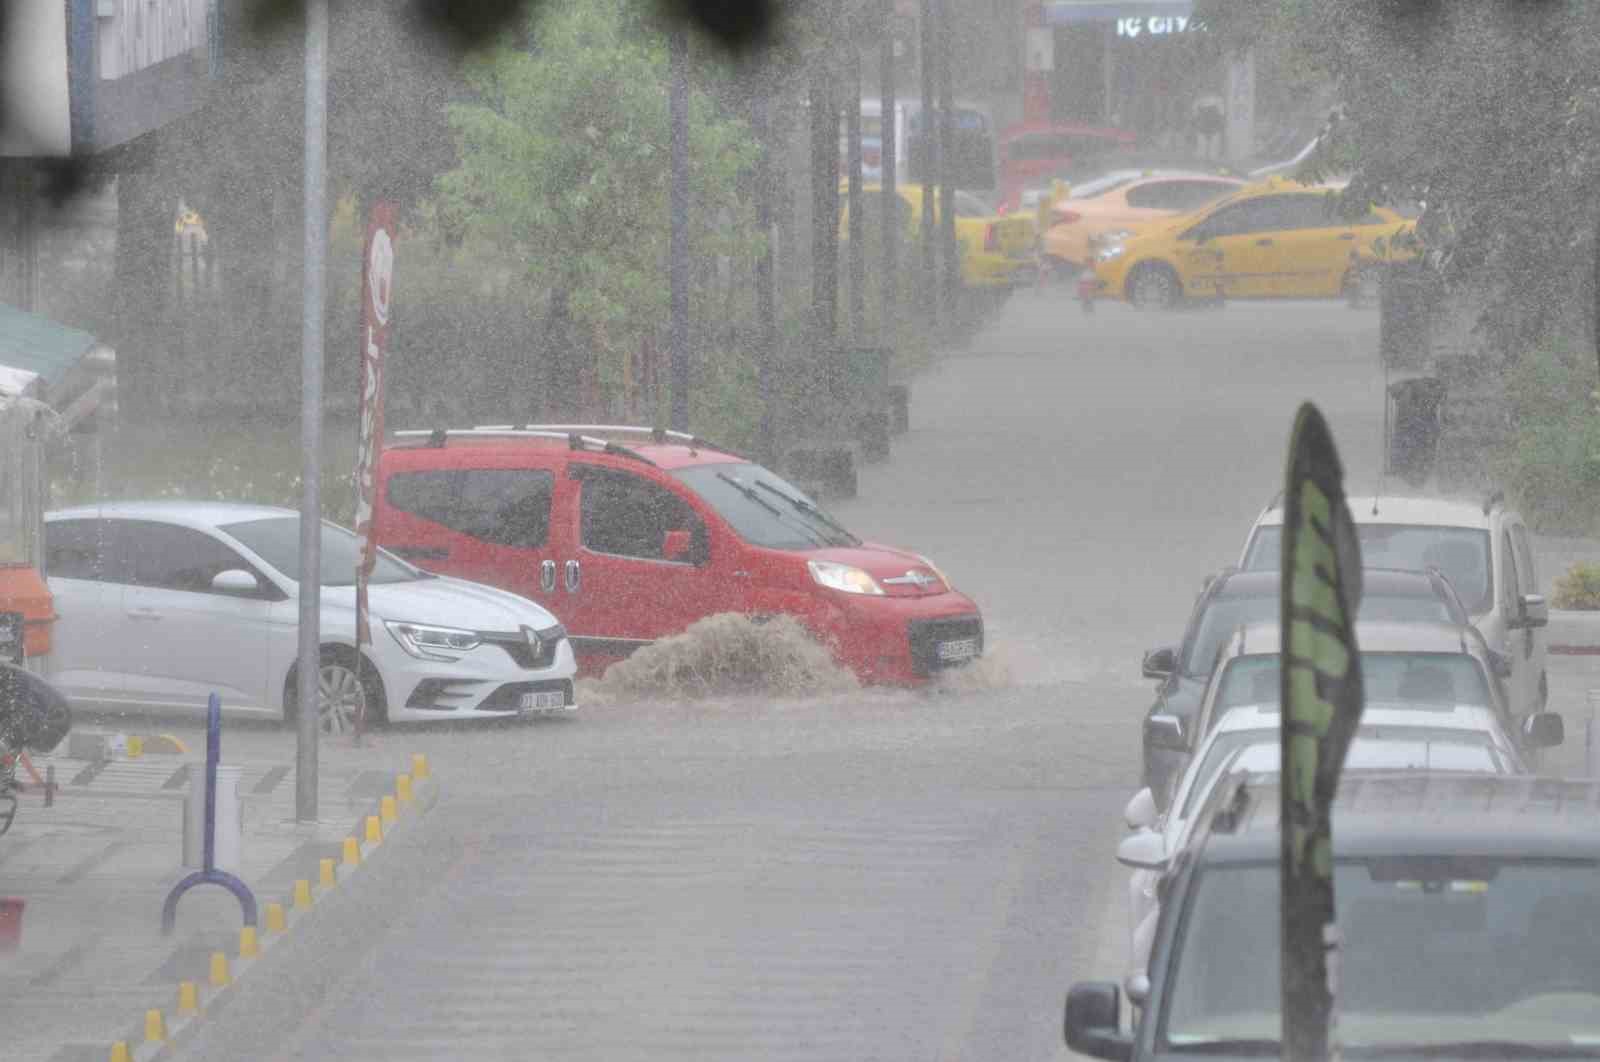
[1116,701,1528,980]
[43,502,578,730]
[1239,492,1550,720]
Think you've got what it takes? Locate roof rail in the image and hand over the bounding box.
[473,424,747,460]
[1482,489,1505,516]
[390,427,657,466]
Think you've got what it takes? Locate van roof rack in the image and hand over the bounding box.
[472,424,746,459]
[390,427,657,466]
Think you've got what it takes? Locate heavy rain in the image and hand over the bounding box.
[2,1,1600,1059]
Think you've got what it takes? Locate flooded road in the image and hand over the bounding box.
[170,296,1386,1062]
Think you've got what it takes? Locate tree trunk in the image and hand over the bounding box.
[936,0,959,309]
[810,65,838,343]
[847,49,865,340]
[918,0,938,322]
[880,0,899,345]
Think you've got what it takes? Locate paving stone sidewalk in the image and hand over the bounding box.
[1,736,409,1062]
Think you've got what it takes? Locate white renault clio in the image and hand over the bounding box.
[43,501,578,731]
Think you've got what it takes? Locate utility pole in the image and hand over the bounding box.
[846,47,865,339]
[296,0,328,823]
[752,70,778,467]
[810,66,838,342]
[668,25,690,432]
[936,0,958,308]
[917,0,937,322]
[879,0,898,344]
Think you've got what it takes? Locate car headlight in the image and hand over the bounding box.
[914,554,953,592]
[807,560,885,596]
[1096,244,1127,263]
[384,620,482,661]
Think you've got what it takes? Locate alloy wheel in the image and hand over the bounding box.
[318,663,366,735]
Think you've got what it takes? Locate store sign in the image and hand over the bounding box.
[1116,15,1204,37]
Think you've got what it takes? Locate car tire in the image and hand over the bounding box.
[1127,263,1181,310]
[285,647,388,735]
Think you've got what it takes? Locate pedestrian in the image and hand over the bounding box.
[1192,94,1225,160]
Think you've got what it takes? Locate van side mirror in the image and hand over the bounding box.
[1116,830,1168,872]
[1516,593,1549,630]
[1142,645,1177,680]
[1124,787,1158,831]
[211,570,261,596]
[1144,712,1187,751]
[662,530,693,563]
[1064,982,1132,1061]
[1523,712,1564,749]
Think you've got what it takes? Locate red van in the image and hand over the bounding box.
[372,426,983,685]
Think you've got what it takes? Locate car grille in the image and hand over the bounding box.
[479,679,575,712]
[908,615,984,674]
[479,623,566,670]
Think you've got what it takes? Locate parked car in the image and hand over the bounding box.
[372,427,984,686]
[1240,492,1550,725]
[43,502,577,730]
[839,183,1037,290]
[995,121,1137,213]
[1186,621,1563,765]
[1080,176,1415,307]
[1119,700,1528,980]
[1040,170,1244,274]
[1140,566,1472,804]
[1067,773,1600,1060]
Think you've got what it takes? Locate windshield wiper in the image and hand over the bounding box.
[1352,1042,1600,1059]
[1167,1038,1280,1055]
[716,473,828,547]
[752,480,860,545]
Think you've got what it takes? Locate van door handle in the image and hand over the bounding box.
[541,559,557,593]
[564,560,581,594]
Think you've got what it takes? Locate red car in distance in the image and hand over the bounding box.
[373,426,984,686]
[997,122,1138,213]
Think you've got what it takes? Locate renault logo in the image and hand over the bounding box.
[521,626,542,653]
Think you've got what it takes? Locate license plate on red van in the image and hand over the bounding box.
[520,690,566,711]
[937,637,980,663]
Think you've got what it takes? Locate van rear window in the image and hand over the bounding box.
[387,469,553,550]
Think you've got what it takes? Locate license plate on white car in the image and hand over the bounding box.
[937,637,980,663]
[519,690,566,711]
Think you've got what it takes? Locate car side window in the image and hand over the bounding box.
[387,469,554,550]
[44,519,111,581]
[579,467,704,563]
[1125,182,1185,210]
[118,520,261,595]
[1278,194,1337,230]
[1195,197,1285,239]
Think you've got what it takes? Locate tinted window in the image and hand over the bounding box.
[221,517,419,586]
[118,520,259,594]
[44,519,110,581]
[387,469,553,550]
[580,467,704,562]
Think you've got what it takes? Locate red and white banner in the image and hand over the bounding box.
[354,202,396,676]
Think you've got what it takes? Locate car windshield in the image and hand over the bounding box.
[1246,525,1494,614]
[1213,652,1492,714]
[1163,860,1600,1050]
[673,463,859,550]
[220,517,422,587]
[1184,586,1457,678]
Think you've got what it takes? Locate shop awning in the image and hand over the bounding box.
[0,303,115,428]
[1044,0,1193,24]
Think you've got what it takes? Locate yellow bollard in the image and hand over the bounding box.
[110,1042,132,1062]
[411,752,429,780]
[265,902,287,934]
[209,951,231,988]
[364,815,382,844]
[292,879,313,910]
[144,1009,167,1042]
[319,857,337,888]
[342,836,361,866]
[177,980,199,1015]
[396,773,413,804]
[126,736,143,759]
[239,925,259,959]
[380,795,398,827]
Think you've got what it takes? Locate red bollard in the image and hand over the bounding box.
[0,897,25,953]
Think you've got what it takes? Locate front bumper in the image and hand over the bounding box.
[826,592,985,685]
[374,633,580,723]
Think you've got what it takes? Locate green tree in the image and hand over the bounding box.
[439,0,758,418]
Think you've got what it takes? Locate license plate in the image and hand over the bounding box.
[937,637,980,663]
[519,690,566,711]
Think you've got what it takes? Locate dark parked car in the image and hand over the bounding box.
[1140,567,1470,805]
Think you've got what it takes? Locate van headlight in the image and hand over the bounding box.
[385,621,482,660]
[808,560,885,596]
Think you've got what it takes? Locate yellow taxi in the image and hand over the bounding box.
[1080,177,1416,308]
[841,183,1037,290]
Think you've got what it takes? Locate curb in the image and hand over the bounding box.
[1548,609,1600,655]
[103,754,440,1062]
